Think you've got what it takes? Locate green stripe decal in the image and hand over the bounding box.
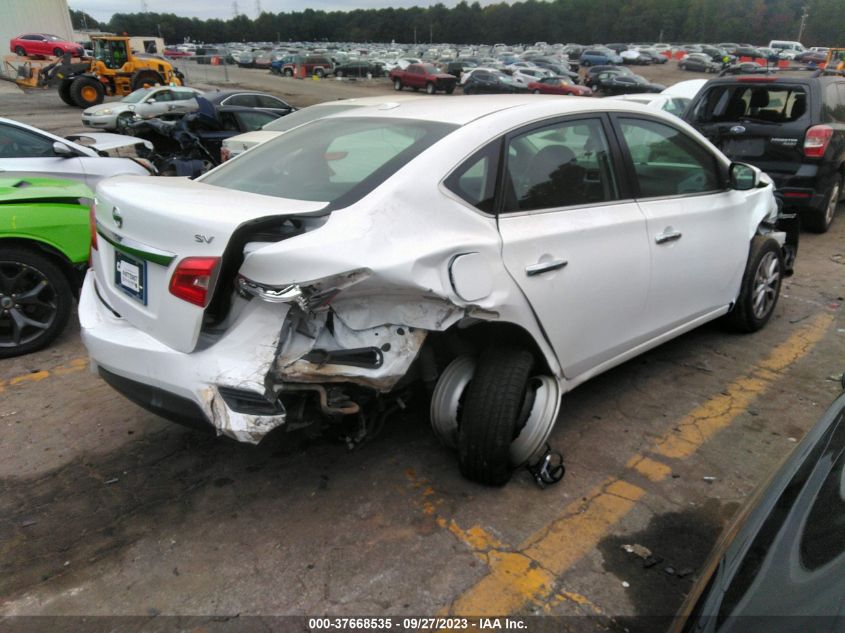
[96,227,176,267]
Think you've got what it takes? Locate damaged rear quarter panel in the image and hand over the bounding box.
[236,120,574,383]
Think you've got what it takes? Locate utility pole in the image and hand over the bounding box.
[232,1,240,17]
[255,0,262,17]
[798,6,809,42]
[141,0,149,11]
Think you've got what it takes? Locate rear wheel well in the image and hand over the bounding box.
[425,321,552,378]
[0,238,83,297]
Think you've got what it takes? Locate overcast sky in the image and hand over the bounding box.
[71,0,465,23]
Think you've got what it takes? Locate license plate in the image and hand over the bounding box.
[114,251,147,305]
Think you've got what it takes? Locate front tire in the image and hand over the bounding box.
[393,78,402,91]
[70,76,104,107]
[727,236,783,333]
[458,345,534,486]
[53,47,64,57]
[335,69,344,78]
[425,82,436,95]
[805,175,841,233]
[58,80,74,106]
[0,247,73,359]
[15,46,26,56]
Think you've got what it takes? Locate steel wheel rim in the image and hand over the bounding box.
[510,375,560,466]
[430,355,476,449]
[751,251,780,319]
[825,181,840,225]
[81,85,97,101]
[0,261,57,348]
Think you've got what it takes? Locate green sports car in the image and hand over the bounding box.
[0,176,92,358]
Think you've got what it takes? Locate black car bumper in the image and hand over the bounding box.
[99,366,214,433]
[766,163,836,213]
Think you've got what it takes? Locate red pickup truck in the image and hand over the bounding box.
[389,63,457,94]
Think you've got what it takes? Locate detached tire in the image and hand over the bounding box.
[805,175,841,234]
[727,236,783,333]
[70,76,104,107]
[131,70,163,91]
[458,345,534,486]
[58,80,74,106]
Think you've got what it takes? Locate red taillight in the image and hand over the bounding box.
[804,125,833,158]
[89,205,98,251]
[169,257,221,307]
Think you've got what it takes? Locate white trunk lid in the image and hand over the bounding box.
[92,176,327,353]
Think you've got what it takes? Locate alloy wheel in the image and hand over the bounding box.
[751,251,780,320]
[824,180,840,227]
[0,261,58,349]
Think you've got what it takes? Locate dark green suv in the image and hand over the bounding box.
[684,72,845,232]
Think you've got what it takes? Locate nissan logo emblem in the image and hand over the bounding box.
[112,207,123,229]
[730,125,746,135]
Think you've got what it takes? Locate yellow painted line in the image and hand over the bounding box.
[626,454,672,482]
[0,357,88,394]
[8,370,50,386]
[545,590,604,615]
[445,312,834,616]
[653,312,832,460]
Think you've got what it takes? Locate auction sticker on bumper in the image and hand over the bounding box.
[115,250,147,305]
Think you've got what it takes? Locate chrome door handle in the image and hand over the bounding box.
[525,259,568,276]
[655,230,682,245]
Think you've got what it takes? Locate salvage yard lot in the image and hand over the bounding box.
[1,72,845,628]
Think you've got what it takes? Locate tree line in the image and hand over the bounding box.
[70,0,844,48]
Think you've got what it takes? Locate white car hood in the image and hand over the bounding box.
[66,133,153,153]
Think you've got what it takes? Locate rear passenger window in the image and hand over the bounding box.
[618,118,722,198]
[502,118,619,213]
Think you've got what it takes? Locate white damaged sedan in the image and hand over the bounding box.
[80,96,797,485]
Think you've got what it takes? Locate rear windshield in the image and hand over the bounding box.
[690,84,809,124]
[201,117,457,206]
[262,104,361,131]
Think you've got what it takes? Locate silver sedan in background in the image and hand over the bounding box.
[81,86,204,131]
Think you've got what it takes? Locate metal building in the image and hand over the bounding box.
[0,0,75,56]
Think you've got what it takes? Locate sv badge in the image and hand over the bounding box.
[194,234,215,244]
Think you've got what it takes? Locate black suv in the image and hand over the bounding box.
[683,73,845,232]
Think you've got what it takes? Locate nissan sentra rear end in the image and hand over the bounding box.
[80,113,473,444]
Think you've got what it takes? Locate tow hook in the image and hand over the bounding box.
[525,443,565,489]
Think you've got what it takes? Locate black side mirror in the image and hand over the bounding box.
[729,162,760,190]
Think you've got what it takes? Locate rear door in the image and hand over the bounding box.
[611,114,749,333]
[497,115,652,378]
[685,80,811,180]
[29,35,48,56]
